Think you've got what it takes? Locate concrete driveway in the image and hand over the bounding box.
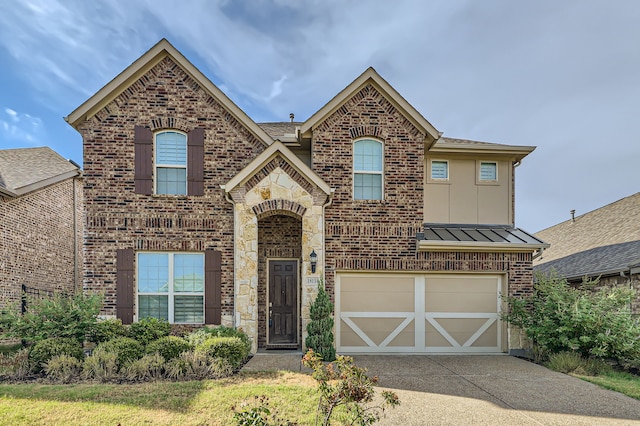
[242,353,640,424]
[351,355,640,425]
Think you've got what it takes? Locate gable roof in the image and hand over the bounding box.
[534,240,640,280]
[417,223,549,253]
[66,39,273,147]
[300,67,441,146]
[535,192,640,265]
[223,140,331,197]
[0,147,79,197]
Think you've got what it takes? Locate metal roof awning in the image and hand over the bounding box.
[417,224,549,253]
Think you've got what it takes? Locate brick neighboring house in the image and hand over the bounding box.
[66,39,546,354]
[534,193,640,315]
[0,147,82,312]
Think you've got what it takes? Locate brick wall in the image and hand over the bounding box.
[77,56,264,320]
[0,177,82,312]
[311,83,533,297]
[570,273,640,316]
[257,214,302,347]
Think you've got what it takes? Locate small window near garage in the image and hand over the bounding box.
[137,252,204,324]
[431,160,449,180]
[479,162,497,181]
[155,131,187,195]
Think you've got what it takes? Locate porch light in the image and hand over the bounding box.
[310,250,318,273]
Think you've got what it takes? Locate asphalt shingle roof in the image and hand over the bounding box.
[257,122,301,139]
[534,239,640,279]
[0,147,78,195]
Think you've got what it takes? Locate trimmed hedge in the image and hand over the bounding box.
[96,337,144,367]
[29,337,84,373]
[146,336,192,361]
[195,336,249,369]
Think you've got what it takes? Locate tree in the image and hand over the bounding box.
[305,280,336,362]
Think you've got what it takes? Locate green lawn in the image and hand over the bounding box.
[577,371,640,400]
[0,371,319,425]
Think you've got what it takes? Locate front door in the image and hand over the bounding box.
[268,260,298,345]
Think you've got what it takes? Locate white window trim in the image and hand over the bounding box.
[136,251,205,324]
[353,138,384,201]
[477,160,499,185]
[429,159,449,182]
[154,130,188,195]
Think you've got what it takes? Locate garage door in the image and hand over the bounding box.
[336,273,504,354]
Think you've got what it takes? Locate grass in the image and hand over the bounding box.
[577,371,640,400]
[0,371,319,425]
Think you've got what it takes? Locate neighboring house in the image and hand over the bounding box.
[534,193,640,315]
[66,39,546,354]
[0,147,82,312]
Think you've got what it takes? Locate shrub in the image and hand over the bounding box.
[83,349,119,382]
[0,348,31,379]
[305,282,336,362]
[122,353,165,381]
[146,336,192,361]
[96,337,144,368]
[232,395,293,426]
[86,318,128,344]
[502,273,640,360]
[186,326,252,354]
[0,292,102,343]
[547,351,584,374]
[195,336,249,369]
[44,354,83,383]
[302,349,400,425]
[129,317,171,346]
[165,350,233,381]
[29,337,84,373]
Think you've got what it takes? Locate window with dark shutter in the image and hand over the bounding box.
[188,128,204,196]
[116,248,135,324]
[134,126,153,195]
[204,249,222,324]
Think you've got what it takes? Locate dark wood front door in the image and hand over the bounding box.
[268,260,298,345]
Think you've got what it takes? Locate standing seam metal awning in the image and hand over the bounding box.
[417,224,549,251]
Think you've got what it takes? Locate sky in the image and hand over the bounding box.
[1,0,639,233]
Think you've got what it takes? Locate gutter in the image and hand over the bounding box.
[417,240,550,253]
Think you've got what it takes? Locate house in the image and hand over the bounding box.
[66,39,547,354]
[0,147,82,312]
[534,193,640,315]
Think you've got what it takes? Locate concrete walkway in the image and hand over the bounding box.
[241,353,640,425]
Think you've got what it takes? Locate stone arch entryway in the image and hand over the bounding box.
[257,213,303,348]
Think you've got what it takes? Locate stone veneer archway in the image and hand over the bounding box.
[227,160,330,352]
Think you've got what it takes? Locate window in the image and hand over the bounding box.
[155,131,187,195]
[479,162,497,181]
[431,160,448,180]
[353,139,383,200]
[137,252,204,323]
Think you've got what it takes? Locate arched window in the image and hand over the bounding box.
[353,139,383,200]
[155,131,187,195]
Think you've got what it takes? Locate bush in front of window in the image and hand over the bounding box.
[129,317,171,346]
[96,337,144,368]
[195,336,249,369]
[29,337,84,373]
[146,336,192,361]
[86,318,128,344]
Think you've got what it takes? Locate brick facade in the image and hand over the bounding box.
[78,56,264,321]
[0,178,82,312]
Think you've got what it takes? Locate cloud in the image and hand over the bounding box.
[0,107,43,144]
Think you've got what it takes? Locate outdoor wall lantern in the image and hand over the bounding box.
[310,249,318,273]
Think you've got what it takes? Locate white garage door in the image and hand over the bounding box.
[336,273,504,354]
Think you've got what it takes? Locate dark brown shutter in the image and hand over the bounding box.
[204,249,221,324]
[134,126,153,195]
[116,248,135,324]
[187,128,204,196]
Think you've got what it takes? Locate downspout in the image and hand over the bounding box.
[221,186,238,328]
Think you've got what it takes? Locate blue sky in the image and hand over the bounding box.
[1,0,639,233]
